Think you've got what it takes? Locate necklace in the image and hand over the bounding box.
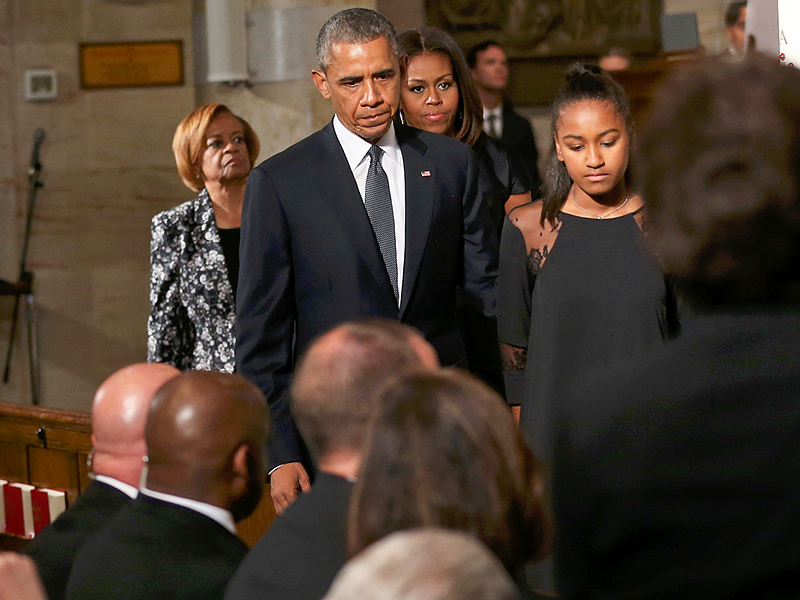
[571,187,629,219]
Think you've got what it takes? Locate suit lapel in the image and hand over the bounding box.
[397,125,435,316]
[311,123,394,295]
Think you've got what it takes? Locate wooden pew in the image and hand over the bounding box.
[0,401,275,550]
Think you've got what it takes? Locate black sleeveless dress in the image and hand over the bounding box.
[498,207,678,461]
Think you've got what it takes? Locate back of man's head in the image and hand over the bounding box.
[291,320,438,464]
[144,371,268,521]
[323,528,521,600]
[91,362,180,487]
[316,7,398,71]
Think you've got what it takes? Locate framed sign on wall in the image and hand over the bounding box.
[79,40,184,90]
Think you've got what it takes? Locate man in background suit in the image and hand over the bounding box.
[226,320,439,600]
[236,8,499,513]
[467,41,542,197]
[66,371,267,600]
[24,362,179,600]
[723,1,747,60]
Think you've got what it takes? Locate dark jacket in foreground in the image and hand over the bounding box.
[225,473,353,600]
[553,313,800,600]
[65,494,248,600]
[24,480,131,600]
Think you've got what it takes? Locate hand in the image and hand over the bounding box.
[0,553,48,600]
[270,462,311,514]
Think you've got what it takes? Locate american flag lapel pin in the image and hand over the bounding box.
[421,170,431,177]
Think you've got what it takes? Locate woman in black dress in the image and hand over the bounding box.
[147,104,260,371]
[498,65,679,460]
[397,27,531,395]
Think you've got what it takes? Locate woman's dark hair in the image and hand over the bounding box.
[638,56,800,308]
[541,63,633,225]
[397,27,484,146]
[348,369,549,573]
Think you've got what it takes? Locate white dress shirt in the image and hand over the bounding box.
[94,474,138,499]
[483,105,503,138]
[333,116,406,304]
[139,486,237,535]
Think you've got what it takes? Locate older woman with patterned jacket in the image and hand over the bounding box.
[147,104,260,371]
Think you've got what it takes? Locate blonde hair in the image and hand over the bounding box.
[172,104,260,192]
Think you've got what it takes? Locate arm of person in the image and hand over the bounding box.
[236,166,308,512]
[498,216,535,408]
[504,136,535,214]
[461,146,500,319]
[0,554,48,600]
[147,213,194,369]
[269,463,311,515]
[515,117,542,198]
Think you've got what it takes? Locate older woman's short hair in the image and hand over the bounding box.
[172,104,260,192]
[638,56,800,307]
[348,369,549,573]
[398,28,484,146]
[324,529,521,600]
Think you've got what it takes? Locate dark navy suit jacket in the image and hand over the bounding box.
[236,121,499,470]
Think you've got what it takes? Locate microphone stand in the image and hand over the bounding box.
[2,129,44,404]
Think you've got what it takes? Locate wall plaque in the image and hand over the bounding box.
[79,40,184,89]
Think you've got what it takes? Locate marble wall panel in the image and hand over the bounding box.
[85,88,194,170]
[1,0,193,411]
[0,0,11,45]
[14,0,81,43]
[83,0,192,41]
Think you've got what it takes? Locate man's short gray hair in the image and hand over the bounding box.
[316,8,398,71]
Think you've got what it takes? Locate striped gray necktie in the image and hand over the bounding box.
[486,113,499,138]
[364,145,398,300]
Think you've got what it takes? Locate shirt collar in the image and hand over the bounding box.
[93,475,138,499]
[333,116,402,171]
[483,105,502,119]
[139,486,237,535]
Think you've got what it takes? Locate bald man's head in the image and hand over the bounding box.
[91,362,180,487]
[291,319,439,463]
[145,371,268,521]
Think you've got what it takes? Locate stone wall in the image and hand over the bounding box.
[1,0,194,411]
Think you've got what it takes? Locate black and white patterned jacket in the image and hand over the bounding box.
[147,190,235,372]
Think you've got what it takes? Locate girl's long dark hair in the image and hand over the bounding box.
[541,63,633,225]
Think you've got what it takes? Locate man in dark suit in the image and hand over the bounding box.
[236,8,499,513]
[467,41,542,197]
[65,371,268,600]
[24,362,179,600]
[225,320,439,600]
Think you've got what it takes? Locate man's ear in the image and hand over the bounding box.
[554,132,564,162]
[312,69,331,100]
[232,444,249,481]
